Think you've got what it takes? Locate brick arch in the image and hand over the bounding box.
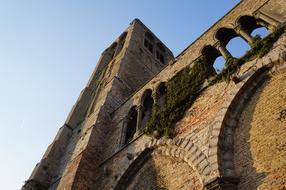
[154,81,166,92]
[113,148,153,190]
[114,137,212,190]
[124,106,138,144]
[212,24,235,42]
[236,15,261,34]
[206,66,273,189]
[201,45,224,73]
[205,38,286,178]
[154,82,167,107]
[139,88,153,105]
[215,27,240,47]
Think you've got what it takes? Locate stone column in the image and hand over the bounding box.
[256,19,275,32]
[136,105,143,131]
[235,26,254,46]
[255,12,279,31]
[152,91,158,105]
[119,118,128,148]
[217,42,233,60]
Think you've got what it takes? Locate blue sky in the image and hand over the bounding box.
[0,1,245,189]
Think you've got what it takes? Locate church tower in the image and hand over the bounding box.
[23,0,286,189]
[22,19,174,189]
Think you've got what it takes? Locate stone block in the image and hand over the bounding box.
[180,139,190,149]
[185,141,194,151]
[198,159,209,172]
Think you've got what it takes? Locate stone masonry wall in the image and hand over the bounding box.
[23,0,286,189]
[99,30,286,190]
[234,70,286,190]
[127,150,202,190]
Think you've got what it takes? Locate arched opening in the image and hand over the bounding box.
[251,27,269,38]
[213,56,226,73]
[140,89,154,129]
[237,15,270,39]
[144,32,155,54]
[216,28,239,47]
[114,148,204,190]
[156,82,167,108]
[124,106,138,144]
[226,37,251,58]
[201,45,225,74]
[216,27,251,58]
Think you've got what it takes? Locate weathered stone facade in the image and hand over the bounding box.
[23,0,286,189]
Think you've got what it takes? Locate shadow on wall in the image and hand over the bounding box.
[233,75,270,190]
[114,149,168,190]
[114,147,204,190]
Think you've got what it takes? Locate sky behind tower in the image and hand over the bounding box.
[0,1,241,189]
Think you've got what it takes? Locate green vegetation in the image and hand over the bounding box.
[144,57,214,137]
[144,25,285,137]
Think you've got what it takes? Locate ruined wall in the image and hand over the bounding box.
[23,0,286,189]
[94,0,286,189]
[234,70,286,190]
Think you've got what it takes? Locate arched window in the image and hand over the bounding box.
[140,89,154,129]
[237,15,270,38]
[216,28,239,47]
[201,45,225,74]
[251,27,269,38]
[156,82,167,107]
[124,106,138,144]
[213,56,226,73]
[226,37,251,58]
[216,27,251,58]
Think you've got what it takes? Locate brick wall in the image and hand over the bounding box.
[234,70,286,190]
[127,151,202,190]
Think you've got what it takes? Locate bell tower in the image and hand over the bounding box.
[22,18,174,190]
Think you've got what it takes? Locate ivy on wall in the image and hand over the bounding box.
[144,57,214,137]
[144,25,286,137]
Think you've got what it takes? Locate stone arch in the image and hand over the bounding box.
[237,15,263,34]
[155,82,167,108]
[236,15,270,38]
[215,27,239,47]
[114,137,212,190]
[124,106,138,144]
[206,65,272,189]
[215,27,252,58]
[114,148,153,190]
[142,137,211,183]
[201,45,225,73]
[140,89,154,129]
